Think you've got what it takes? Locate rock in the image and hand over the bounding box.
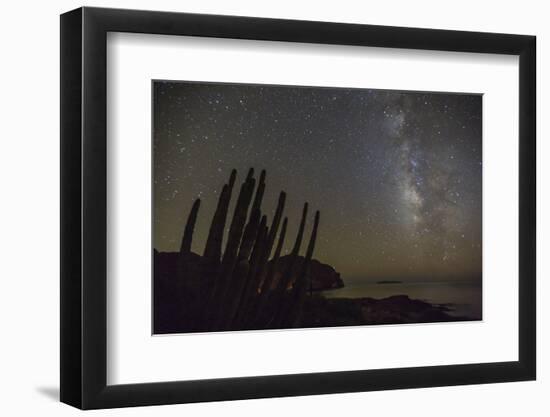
[298,294,468,329]
[154,251,345,293]
[358,295,460,324]
[268,255,344,292]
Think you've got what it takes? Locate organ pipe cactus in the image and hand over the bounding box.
[175,168,319,332]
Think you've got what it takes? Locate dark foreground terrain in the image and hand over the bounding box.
[154,251,466,334]
[299,294,467,329]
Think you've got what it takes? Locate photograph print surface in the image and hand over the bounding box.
[153,81,482,334]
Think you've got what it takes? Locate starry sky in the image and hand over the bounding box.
[153,81,482,283]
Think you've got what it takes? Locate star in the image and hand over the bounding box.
[153,80,482,282]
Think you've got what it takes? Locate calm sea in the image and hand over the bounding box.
[322,280,482,319]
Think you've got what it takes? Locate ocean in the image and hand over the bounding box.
[322,280,482,319]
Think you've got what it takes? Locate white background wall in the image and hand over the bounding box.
[0,0,546,415]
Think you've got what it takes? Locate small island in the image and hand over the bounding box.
[376,280,403,284]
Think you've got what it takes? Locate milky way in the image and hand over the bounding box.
[153,81,482,282]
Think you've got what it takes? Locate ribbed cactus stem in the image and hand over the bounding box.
[246,167,254,181]
[179,199,200,256]
[251,169,266,214]
[238,208,262,262]
[286,210,320,326]
[275,202,308,294]
[207,175,256,328]
[265,192,286,260]
[219,176,256,271]
[203,169,237,263]
[223,216,267,328]
[260,217,288,294]
[232,191,285,328]
[174,198,202,322]
[177,198,201,279]
[251,217,289,327]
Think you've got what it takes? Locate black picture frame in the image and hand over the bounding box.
[60,6,536,409]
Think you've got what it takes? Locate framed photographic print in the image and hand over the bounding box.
[60,7,536,409]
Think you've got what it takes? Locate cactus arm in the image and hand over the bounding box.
[246,167,254,181]
[264,191,286,260]
[233,192,286,328]
[179,199,200,258]
[285,210,320,327]
[216,207,263,330]
[251,217,288,327]
[251,169,266,214]
[237,208,262,262]
[260,217,288,294]
[177,198,201,282]
[231,217,268,328]
[172,198,201,328]
[206,175,256,329]
[220,176,256,268]
[269,203,309,327]
[203,169,237,264]
[275,202,308,294]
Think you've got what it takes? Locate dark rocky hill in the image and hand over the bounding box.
[153,250,344,292]
[267,255,344,291]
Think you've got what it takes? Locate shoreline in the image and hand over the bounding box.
[299,294,477,328]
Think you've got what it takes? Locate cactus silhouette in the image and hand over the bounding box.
[173,168,320,332]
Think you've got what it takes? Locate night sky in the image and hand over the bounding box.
[153,81,482,283]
